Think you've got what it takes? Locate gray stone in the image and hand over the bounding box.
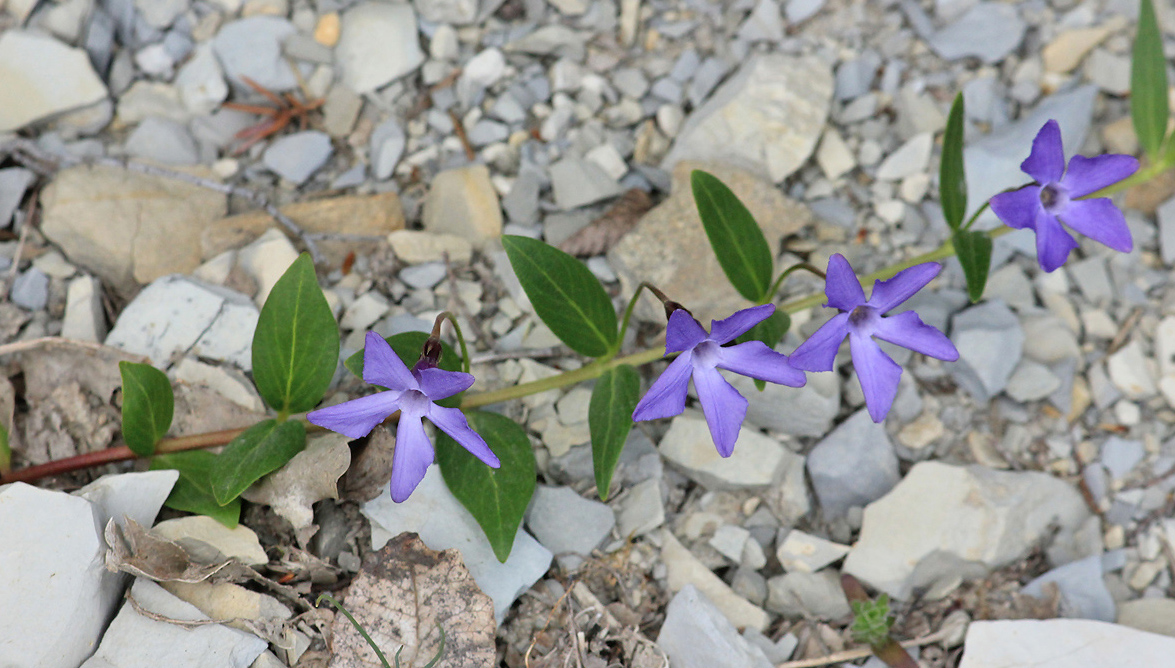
[1084,49,1131,96]
[1107,340,1157,399]
[1158,196,1175,266]
[843,462,1091,600]
[80,579,266,668]
[658,413,798,491]
[549,157,625,210]
[807,410,900,518]
[338,3,425,93]
[1022,554,1115,622]
[502,169,542,225]
[959,619,1175,668]
[662,54,833,183]
[175,43,227,115]
[399,262,447,289]
[835,51,881,101]
[0,168,33,228]
[1101,437,1144,480]
[766,570,851,620]
[10,267,49,311]
[370,119,406,181]
[949,300,1024,402]
[661,530,769,631]
[125,117,200,165]
[786,0,825,23]
[1006,360,1061,402]
[731,367,839,436]
[135,0,185,28]
[414,0,480,25]
[363,465,552,624]
[776,530,850,574]
[62,274,106,342]
[1117,598,1175,637]
[614,477,665,538]
[688,57,731,107]
[503,25,587,59]
[657,586,773,668]
[263,131,332,185]
[525,485,615,567]
[736,0,784,43]
[0,30,108,132]
[212,17,299,91]
[876,132,932,180]
[928,3,1026,64]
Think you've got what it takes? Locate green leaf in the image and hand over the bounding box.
[589,365,640,500]
[252,253,340,415]
[940,93,967,230]
[735,310,792,391]
[953,229,993,302]
[344,332,464,408]
[435,410,536,562]
[151,451,241,527]
[0,422,9,475]
[210,419,306,506]
[691,170,774,302]
[1133,0,1169,160]
[118,361,175,457]
[501,235,617,357]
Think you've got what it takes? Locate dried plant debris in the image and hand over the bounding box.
[327,532,496,668]
[243,432,351,546]
[104,518,230,584]
[558,189,653,258]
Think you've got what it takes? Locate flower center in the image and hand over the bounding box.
[849,305,873,326]
[400,389,431,414]
[693,340,720,368]
[1039,184,1063,211]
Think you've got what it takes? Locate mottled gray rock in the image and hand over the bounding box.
[929,3,1026,63]
[766,570,851,620]
[1022,554,1115,622]
[212,17,298,91]
[657,586,773,668]
[959,619,1175,668]
[844,462,1091,599]
[175,43,227,115]
[10,267,49,311]
[0,167,34,228]
[0,30,108,132]
[262,131,332,185]
[658,413,798,491]
[338,2,425,93]
[526,486,614,567]
[662,54,833,183]
[949,300,1024,402]
[549,157,624,210]
[730,369,839,437]
[807,410,900,518]
[125,117,200,165]
[614,477,665,538]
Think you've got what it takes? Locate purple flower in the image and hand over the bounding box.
[789,254,958,423]
[632,304,806,457]
[990,119,1139,272]
[307,331,499,502]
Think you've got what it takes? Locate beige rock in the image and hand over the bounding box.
[421,164,503,249]
[1117,598,1175,637]
[816,127,855,180]
[1042,27,1111,74]
[314,12,340,47]
[608,161,812,324]
[387,229,474,264]
[40,165,226,296]
[235,228,299,306]
[152,515,268,566]
[0,31,108,132]
[661,529,770,631]
[1103,116,1139,156]
[201,192,404,268]
[161,581,291,634]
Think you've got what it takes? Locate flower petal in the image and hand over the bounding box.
[390,413,434,502]
[867,262,941,314]
[708,304,775,345]
[1059,197,1133,253]
[692,367,748,457]
[990,185,1043,231]
[824,253,866,311]
[416,366,475,402]
[1062,154,1140,198]
[426,404,500,468]
[1034,209,1080,272]
[361,331,417,391]
[633,352,694,421]
[715,341,806,387]
[872,311,959,362]
[307,391,401,439]
[849,333,903,423]
[1020,119,1065,184]
[666,309,708,353]
[788,312,851,372]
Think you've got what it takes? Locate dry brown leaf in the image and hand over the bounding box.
[558,189,652,257]
[327,533,496,668]
[104,518,230,583]
[339,425,396,504]
[242,432,351,546]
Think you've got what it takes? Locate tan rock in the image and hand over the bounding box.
[421,164,503,249]
[1102,115,1139,156]
[314,12,340,47]
[1042,27,1111,74]
[1118,598,1175,637]
[661,529,770,631]
[608,161,812,324]
[387,229,474,264]
[40,165,226,296]
[201,191,404,267]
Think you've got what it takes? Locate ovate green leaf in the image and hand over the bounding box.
[691,170,774,302]
[940,93,967,230]
[436,410,536,562]
[210,419,306,506]
[151,451,241,527]
[119,361,175,457]
[1133,0,1169,159]
[501,235,617,357]
[953,229,993,302]
[252,253,339,415]
[589,365,640,500]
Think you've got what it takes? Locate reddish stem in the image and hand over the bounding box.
[0,428,246,485]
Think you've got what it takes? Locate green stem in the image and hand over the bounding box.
[317,593,392,668]
[961,201,990,231]
[615,283,654,357]
[766,262,826,300]
[460,346,664,408]
[440,311,471,374]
